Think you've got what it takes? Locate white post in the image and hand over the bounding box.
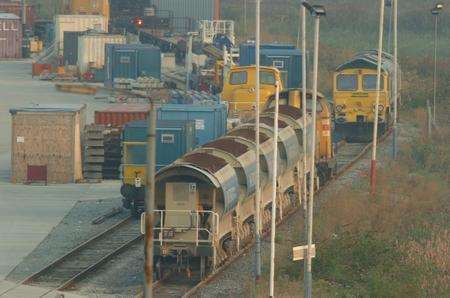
[432,13,438,124]
[306,11,321,298]
[186,34,193,91]
[301,4,309,289]
[254,0,262,281]
[269,81,280,298]
[144,103,157,298]
[392,0,398,159]
[370,0,385,195]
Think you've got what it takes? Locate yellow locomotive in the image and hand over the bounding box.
[333,50,401,141]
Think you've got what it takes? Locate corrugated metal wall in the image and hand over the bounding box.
[151,0,218,33]
[54,15,108,53]
[78,33,126,74]
[0,2,37,30]
[0,14,22,58]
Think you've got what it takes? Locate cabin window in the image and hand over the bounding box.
[363,74,384,90]
[260,71,276,85]
[124,143,146,164]
[229,71,248,85]
[273,60,284,68]
[337,74,357,91]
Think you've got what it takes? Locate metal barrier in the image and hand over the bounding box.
[153,210,219,246]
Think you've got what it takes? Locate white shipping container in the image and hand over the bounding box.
[78,33,126,74]
[54,15,108,53]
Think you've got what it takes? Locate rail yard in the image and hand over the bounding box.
[0,0,449,297]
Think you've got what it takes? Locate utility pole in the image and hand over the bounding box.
[431,3,444,125]
[370,0,385,196]
[244,0,247,39]
[302,3,325,297]
[386,0,393,53]
[186,33,194,91]
[300,2,308,284]
[269,81,281,298]
[392,0,398,159]
[20,0,26,26]
[254,0,262,282]
[144,102,157,298]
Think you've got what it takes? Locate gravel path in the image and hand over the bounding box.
[74,239,144,297]
[6,197,128,282]
[194,123,416,297]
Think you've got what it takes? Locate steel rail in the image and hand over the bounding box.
[21,215,141,291]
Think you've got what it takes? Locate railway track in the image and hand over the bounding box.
[21,216,142,292]
[148,138,387,298]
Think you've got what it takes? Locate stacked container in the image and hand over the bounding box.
[122,119,196,171]
[54,15,108,54]
[150,0,220,33]
[95,104,151,128]
[78,32,126,75]
[105,44,161,88]
[158,100,227,146]
[0,13,22,59]
[239,43,304,89]
[0,2,37,30]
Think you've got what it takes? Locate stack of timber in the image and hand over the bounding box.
[102,129,121,179]
[84,124,105,181]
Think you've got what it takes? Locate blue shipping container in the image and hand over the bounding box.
[157,101,228,146]
[239,43,304,89]
[105,44,161,88]
[123,119,196,170]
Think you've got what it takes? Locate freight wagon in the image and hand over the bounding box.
[150,89,335,277]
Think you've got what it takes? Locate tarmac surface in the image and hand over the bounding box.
[0,60,120,285]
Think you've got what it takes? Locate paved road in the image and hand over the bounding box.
[0,60,119,279]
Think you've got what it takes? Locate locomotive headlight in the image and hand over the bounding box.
[372,104,384,112]
[335,105,344,112]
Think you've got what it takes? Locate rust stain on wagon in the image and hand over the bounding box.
[203,138,249,157]
[183,152,227,173]
[228,127,270,143]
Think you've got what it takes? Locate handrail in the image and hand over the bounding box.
[152,209,219,246]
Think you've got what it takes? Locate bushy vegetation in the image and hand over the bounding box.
[248,110,450,297]
[223,0,450,107]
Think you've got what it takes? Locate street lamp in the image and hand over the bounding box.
[370,0,386,196]
[301,2,325,298]
[431,3,443,124]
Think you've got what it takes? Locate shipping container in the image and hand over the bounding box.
[158,101,227,146]
[105,44,161,88]
[0,2,37,30]
[63,31,82,65]
[32,63,53,76]
[123,119,196,170]
[239,43,305,89]
[0,13,22,58]
[78,32,126,75]
[10,104,86,184]
[151,0,220,33]
[71,0,110,24]
[54,15,108,54]
[95,104,150,127]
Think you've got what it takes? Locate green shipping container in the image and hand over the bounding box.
[122,119,196,170]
